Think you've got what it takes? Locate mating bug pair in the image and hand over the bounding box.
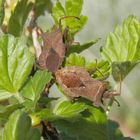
[36,16,121,109]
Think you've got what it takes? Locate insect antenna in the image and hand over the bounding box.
[59,16,80,30]
[88,59,107,80]
[94,59,105,78]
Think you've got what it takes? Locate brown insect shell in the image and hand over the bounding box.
[38,28,66,72]
[55,66,109,107]
[42,29,65,57]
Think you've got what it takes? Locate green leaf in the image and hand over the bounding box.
[102,15,140,62]
[52,105,134,140]
[101,15,140,81]
[0,92,12,101]
[36,108,55,121]
[36,101,133,140]
[52,0,87,35]
[53,105,108,140]
[7,0,33,36]
[112,62,137,81]
[1,110,41,140]
[52,1,65,25]
[66,0,83,16]
[67,40,99,55]
[34,0,53,16]
[55,119,107,140]
[0,0,5,26]
[21,70,52,109]
[53,101,87,118]
[58,133,75,140]
[38,97,59,106]
[36,101,87,121]
[0,104,22,121]
[65,53,86,67]
[65,15,88,35]
[86,61,110,80]
[0,35,34,101]
[65,53,110,80]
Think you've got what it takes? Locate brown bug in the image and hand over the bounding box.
[38,16,79,72]
[55,66,120,107]
[38,28,66,72]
